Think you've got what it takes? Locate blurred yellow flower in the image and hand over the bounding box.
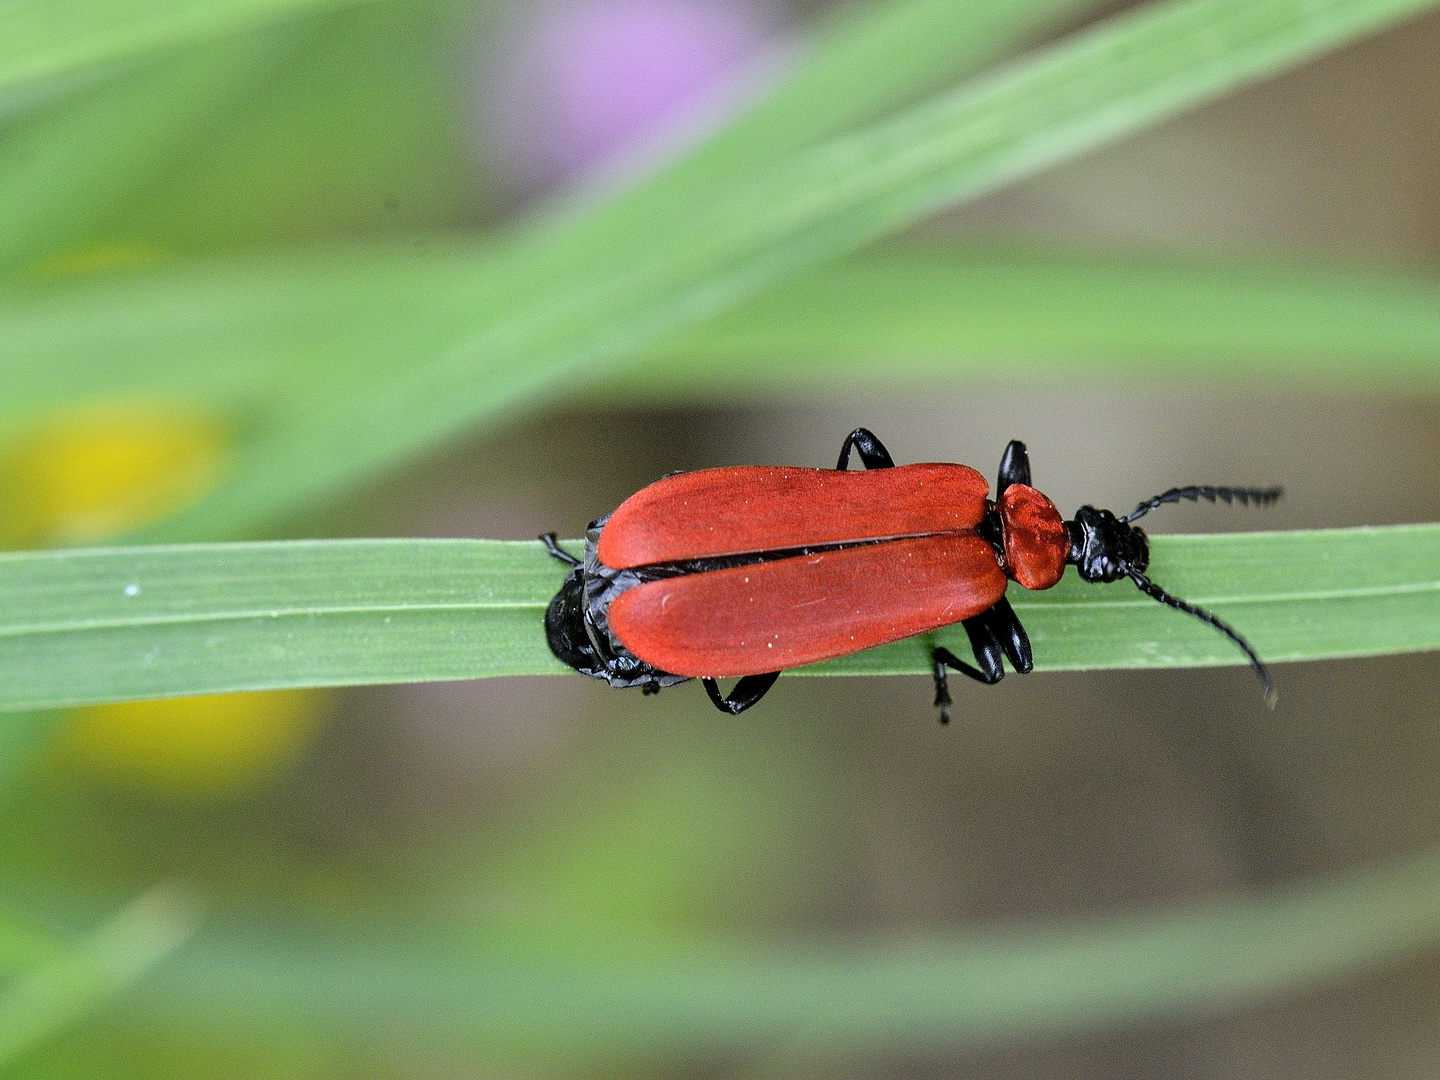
[60,690,334,796]
[0,402,226,548]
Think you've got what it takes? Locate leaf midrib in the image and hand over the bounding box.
[0,601,550,637]
[5,554,1434,636]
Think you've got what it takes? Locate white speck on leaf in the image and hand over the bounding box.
[124,584,140,596]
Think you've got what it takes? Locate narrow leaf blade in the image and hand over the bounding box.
[633,246,1440,394]
[0,526,1434,711]
[132,840,1440,1057]
[0,0,356,99]
[0,885,200,1068]
[144,0,1440,540]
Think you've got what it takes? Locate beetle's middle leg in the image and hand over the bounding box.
[702,672,781,715]
[930,598,1034,723]
[835,428,895,471]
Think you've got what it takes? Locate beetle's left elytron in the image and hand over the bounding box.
[543,429,1280,721]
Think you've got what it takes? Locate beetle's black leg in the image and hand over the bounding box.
[932,653,955,724]
[539,532,582,568]
[997,440,1032,494]
[985,597,1034,674]
[702,672,781,715]
[962,615,1008,685]
[930,600,1037,721]
[931,646,1000,724]
[835,428,895,471]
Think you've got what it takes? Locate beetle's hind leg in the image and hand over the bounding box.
[702,672,781,715]
[539,532,582,567]
[930,600,1034,723]
[835,428,895,470]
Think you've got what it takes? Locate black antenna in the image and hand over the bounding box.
[1127,569,1276,707]
[1123,485,1283,524]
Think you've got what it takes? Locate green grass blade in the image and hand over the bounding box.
[138,0,1440,541]
[0,0,1101,464]
[0,538,569,710]
[0,33,292,275]
[0,0,359,101]
[9,243,1438,436]
[636,246,1440,394]
[0,885,200,1069]
[135,840,1440,1058]
[0,526,1433,711]
[112,1,481,253]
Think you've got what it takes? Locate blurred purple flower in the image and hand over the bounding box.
[485,0,779,187]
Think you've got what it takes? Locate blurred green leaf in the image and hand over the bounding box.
[0,913,58,976]
[0,884,199,1069]
[0,526,1433,711]
[0,0,362,101]
[638,246,1440,393]
[115,1,481,252]
[0,0,1099,458]
[121,0,1100,251]
[0,712,63,792]
[0,32,292,275]
[132,839,1440,1059]
[129,0,1439,541]
[8,243,1437,438]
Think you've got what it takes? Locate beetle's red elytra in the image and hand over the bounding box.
[609,530,1007,678]
[541,429,1281,721]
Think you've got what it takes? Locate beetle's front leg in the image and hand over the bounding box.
[996,440,1032,493]
[930,599,1034,723]
[835,428,895,471]
[975,597,1033,674]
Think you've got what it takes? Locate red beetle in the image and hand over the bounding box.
[542,429,1279,721]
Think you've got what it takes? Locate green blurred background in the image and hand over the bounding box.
[0,0,1438,1075]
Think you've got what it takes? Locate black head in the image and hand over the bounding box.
[1062,482,1283,706]
[1066,505,1149,583]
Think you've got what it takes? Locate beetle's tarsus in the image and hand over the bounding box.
[932,656,954,724]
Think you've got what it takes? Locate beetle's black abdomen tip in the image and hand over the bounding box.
[545,569,605,676]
